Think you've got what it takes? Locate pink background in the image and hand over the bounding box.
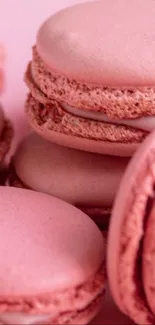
[0,1,133,323]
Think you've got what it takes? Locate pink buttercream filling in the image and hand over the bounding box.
[62,103,155,132]
[0,312,50,324]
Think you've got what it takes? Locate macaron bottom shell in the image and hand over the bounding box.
[8,162,111,230]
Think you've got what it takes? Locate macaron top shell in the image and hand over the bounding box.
[12,133,129,208]
[0,187,104,297]
[37,0,155,86]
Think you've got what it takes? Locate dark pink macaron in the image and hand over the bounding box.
[108,130,155,324]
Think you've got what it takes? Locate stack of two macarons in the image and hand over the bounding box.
[9,0,155,229]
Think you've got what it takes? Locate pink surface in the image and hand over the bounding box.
[37,0,155,86]
[107,130,155,324]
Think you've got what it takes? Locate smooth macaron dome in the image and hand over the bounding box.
[8,132,129,226]
[26,0,155,156]
[107,130,155,324]
[0,187,105,325]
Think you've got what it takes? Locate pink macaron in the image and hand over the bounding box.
[0,186,106,324]
[25,0,155,157]
[107,130,155,324]
[8,132,129,229]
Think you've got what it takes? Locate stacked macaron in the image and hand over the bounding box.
[8,0,155,229]
[11,0,155,228]
[25,0,155,157]
[0,44,13,183]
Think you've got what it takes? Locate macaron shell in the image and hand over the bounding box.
[8,163,111,230]
[107,131,155,324]
[143,202,155,315]
[12,133,129,208]
[0,187,104,297]
[37,0,155,86]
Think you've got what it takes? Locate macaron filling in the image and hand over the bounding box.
[0,312,50,325]
[62,103,155,132]
[25,58,152,145]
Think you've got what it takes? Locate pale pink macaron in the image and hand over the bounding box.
[107,130,155,324]
[25,0,155,157]
[8,132,129,229]
[0,186,106,325]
